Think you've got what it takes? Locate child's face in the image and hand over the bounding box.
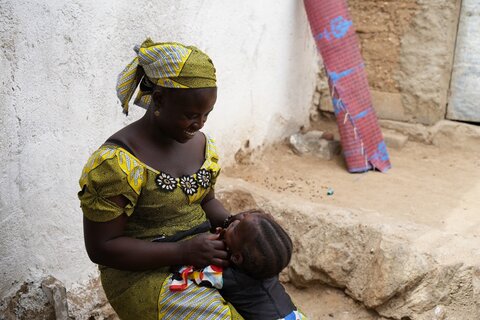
[221,211,267,265]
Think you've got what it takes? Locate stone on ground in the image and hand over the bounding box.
[41,276,69,320]
[383,129,408,150]
[289,130,341,160]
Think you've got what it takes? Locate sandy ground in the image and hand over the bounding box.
[224,141,480,237]
[223,128,480,319]
[284,284,384,320]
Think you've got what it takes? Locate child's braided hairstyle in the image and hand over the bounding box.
[239,213,293,279]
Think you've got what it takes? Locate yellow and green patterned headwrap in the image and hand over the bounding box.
[116,38,217,115]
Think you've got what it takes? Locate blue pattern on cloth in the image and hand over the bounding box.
[281,309,307,320]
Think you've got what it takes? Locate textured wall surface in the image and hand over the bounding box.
[0,0,318,298]
[318,0,462,125]
[448,0,480,122]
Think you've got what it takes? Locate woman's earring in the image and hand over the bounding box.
[154,110,160,117]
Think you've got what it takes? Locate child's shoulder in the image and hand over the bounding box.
[223,267,264,288]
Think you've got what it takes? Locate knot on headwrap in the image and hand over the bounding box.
[116,38,217,115]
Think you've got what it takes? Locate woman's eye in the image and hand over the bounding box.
[185,114,197,120]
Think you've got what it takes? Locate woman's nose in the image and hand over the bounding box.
[192,121,203,130]
[195,115,207,129]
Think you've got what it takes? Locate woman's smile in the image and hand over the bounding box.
[184,129,197,137]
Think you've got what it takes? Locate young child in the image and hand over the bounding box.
[168,210,307,320]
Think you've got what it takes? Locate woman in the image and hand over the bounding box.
[78,39,243,319]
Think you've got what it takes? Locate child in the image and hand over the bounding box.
[168,210,307,320]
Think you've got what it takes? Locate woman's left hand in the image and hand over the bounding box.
[180,232,229,268]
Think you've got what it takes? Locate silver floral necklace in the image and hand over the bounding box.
[155,168,212,196]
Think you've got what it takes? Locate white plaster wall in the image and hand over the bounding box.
[0,0,318,298]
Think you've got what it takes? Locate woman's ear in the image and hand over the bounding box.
[230,252,243,266]
[152,87,163,108]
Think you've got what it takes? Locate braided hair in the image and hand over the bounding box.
[239,214,293,279]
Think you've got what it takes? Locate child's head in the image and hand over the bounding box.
[221,210,293,279]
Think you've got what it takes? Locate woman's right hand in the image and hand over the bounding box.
[180,233,229,268]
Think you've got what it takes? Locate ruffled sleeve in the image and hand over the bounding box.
[78,146,146,222]
[204,135,221,188]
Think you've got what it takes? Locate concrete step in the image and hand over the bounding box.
[217,177,480,320]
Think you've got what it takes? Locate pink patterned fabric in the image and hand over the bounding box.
[304,0,391,172]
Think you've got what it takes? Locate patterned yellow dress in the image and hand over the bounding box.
[78,135,243,320]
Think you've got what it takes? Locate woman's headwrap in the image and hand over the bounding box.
[116,38,217,115]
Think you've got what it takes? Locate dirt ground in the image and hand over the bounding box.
[222,122,480,319]
[224,137,480,237]
[283,284,386,320]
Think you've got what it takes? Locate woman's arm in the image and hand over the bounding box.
[201,189,230,228]
[83,195,229,271]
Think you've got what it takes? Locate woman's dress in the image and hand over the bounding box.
[78,135,243,320]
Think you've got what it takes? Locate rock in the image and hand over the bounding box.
[217,178,480,320]
[0,276,117,320]
[313,91,321,106]
[379,120,431,143]
[289,131,341,160]
[41,276,69,320]
[66,276,118,320]
[309,107,321,122]
[433,305,446,320]
[322,132,335,141]
[383,129,408,150]
[215,188,258,213]
[319,94,335,113]
[379,119,480,152]
[430,120,480,152]
[0,280,55,320]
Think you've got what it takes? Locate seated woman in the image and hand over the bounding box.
[78,38,244,320]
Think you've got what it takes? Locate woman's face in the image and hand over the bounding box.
[153,87,217,143]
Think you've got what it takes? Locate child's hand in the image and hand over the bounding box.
[215,227,226,240]
[180,233,229,268]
